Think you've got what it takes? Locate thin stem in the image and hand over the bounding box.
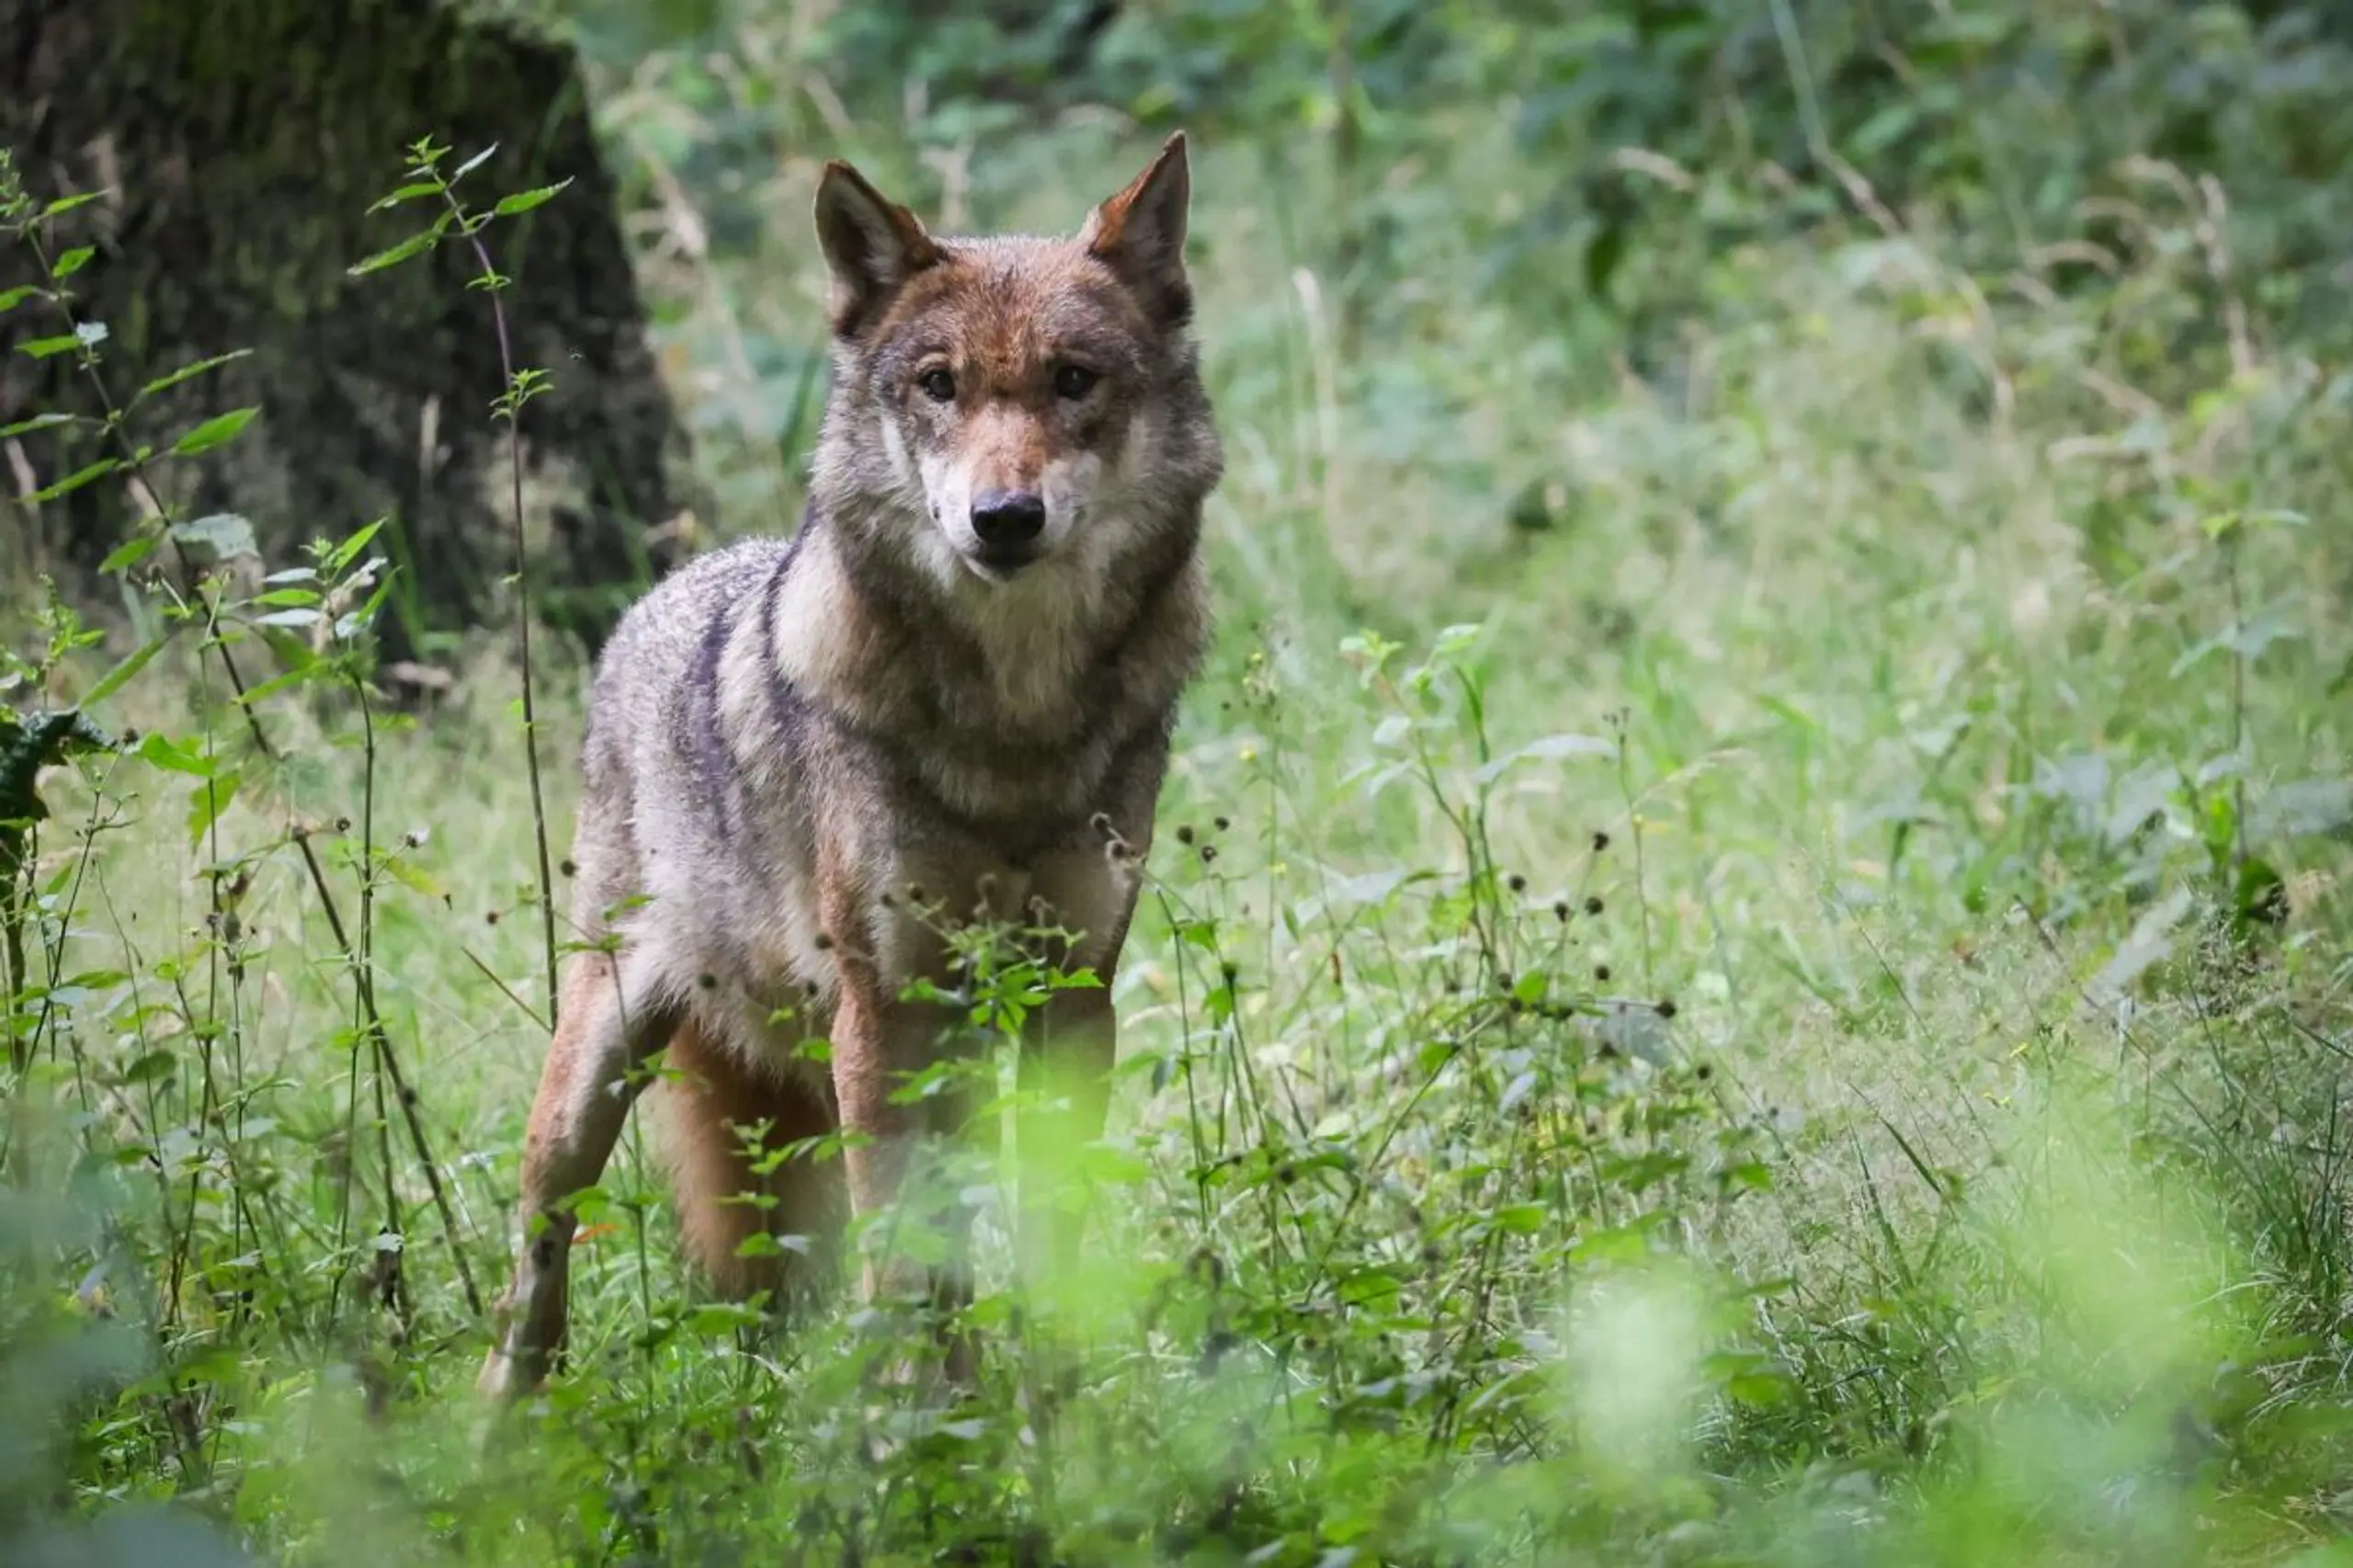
[17,222,483,1319]
[439,183,561,1034]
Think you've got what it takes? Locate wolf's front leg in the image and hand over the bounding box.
[479,949,676,1403]
[829,983,983,1382]
[1016,984,1119,1288]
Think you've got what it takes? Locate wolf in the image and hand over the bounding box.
[477,132,1222,1401]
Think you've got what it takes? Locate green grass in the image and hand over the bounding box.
[6,86,2353,1568]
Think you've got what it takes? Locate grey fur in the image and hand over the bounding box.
[479,135,1223,1401]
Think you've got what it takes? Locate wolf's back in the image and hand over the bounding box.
[583,537,788,751]
[570,536,797,892]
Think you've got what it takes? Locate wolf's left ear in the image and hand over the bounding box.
[815,160,940,338]
[1082,131,1193,326]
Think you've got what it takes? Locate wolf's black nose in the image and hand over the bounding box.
[971,490,1047,547]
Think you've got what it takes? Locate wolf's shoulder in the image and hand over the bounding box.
[599,537,792,657]
[636,535,796,619]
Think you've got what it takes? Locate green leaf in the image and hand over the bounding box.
[1495,1202,1548,1235]
[231,662,320,710]
[367,180,445,212]
[0,411,75,437]
[324,519,387,574]
[171,406,260,457]
[82,635,165,707]
[51,245,95,278]
[17,334,84,359]
[1476,732,1617,783]
[336,572,399,641]
[99,533,160,574]
[40,192,104,222]
[381,856,448,901]
[188,770,242,849]
[454,143,502,180]
[348,224,443,277]
[251,607,322,629]
[0,284,44,313]
[2250,779,2353,843]
[169,513,257,561]
[2235,857,2288,927]
[119,1050,177,1086]
[1075,1144,1153,1186]
[135,732,216,778]
[135,350,254,405]
[26,457,119,505]
[494,179,572,217]
[1337,1268,1402,1309]
[684,1301,767,1336]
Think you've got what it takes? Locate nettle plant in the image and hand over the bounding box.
[1083,625,1786,1459]
[0,137,574,1517]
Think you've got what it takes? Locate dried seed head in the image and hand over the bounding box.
[1199,845,1218,864]
[560,858,578,878]
[1176,824,1196,846]
[813,932,834,951]
[1594,963,1611,983]
[1585,895,1605,916]
[1213,815,1232,833]
[1592,830,1610,852]
[1506,873,1527,893]
[1655,998,1677,1019]
[1553,901,1572,922]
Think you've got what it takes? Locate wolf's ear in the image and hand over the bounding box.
[814,161,940,337]
[1081,131,1193,326]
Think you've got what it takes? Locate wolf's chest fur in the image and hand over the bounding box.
[595,504,1199,1080]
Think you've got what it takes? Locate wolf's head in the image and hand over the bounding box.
[807,135,1222,590]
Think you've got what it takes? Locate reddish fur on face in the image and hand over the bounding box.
[872,246,1156,492]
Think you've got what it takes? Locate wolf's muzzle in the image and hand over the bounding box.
[970,489,1047,573]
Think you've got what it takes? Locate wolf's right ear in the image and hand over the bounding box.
[814,161,940,338]
[1082,131,1193,326]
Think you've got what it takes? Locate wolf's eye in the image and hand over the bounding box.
[1053,365,1099,401]
[917,368,956,403]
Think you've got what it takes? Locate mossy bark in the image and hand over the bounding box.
[1,0,694,667]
